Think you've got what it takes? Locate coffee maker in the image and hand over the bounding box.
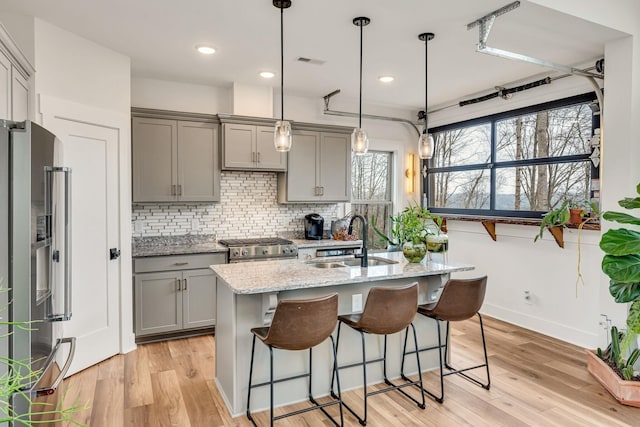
[304,213,324,240]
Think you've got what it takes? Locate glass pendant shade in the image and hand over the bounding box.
[274,120,292,152]
[418,131,434,159]
[351,127,369,155]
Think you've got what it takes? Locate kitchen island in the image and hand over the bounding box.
[211,252,474,417]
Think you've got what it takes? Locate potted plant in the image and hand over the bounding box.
[587,182,640,407]
[534,199,598,242]
[372,202,442,262]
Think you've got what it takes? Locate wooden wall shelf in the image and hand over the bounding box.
[440,214,599,247]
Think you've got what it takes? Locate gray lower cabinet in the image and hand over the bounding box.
[278,130,351,203]
[134,253,226,338]
[222,123,286,171]
[132,117,220,202]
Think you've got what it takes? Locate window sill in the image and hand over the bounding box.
[440,214,600,248]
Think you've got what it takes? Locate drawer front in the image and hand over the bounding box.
[134,253,227,273]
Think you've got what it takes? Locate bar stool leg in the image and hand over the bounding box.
[435,319,445,403]
[360,330,368,426]
[247,334,258,426]
[329,335,345,427]
[269,345,274,427]
[479,313,491,390]
[330,322,342,400]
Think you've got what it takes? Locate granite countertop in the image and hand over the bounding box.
[132,234,227,257]
[210,251,474,294]
[289,238,363,249]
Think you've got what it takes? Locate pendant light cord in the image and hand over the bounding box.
[359,22,363,129]
[280,6,284,121]
[424,37,428,134]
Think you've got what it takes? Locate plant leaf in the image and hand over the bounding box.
[602,211,640,226]
[600,229,640,256]
[619,196,640,209]
[608,280,640,303]
[627,300,640,334]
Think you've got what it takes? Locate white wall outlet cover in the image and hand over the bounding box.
[352,294,363,313]
[191,219,200,230]
[134,220,144,232]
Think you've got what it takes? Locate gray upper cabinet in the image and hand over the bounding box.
[222,123,286,171]
[278,129,351,203]
[132,116,220,203]
[0,31,33,122]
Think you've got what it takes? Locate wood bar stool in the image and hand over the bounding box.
[246,293,343,427]
[401,276,490,403]
[330,283,425,426]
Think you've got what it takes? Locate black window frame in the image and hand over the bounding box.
[422,92,599,218]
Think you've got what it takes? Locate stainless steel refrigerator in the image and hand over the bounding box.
[1,120,75,424]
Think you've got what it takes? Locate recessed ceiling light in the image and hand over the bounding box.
[379,75,395,83]
[196,45,216,55]
[260,71,275,79]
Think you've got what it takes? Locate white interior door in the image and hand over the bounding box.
[47,118,120,375]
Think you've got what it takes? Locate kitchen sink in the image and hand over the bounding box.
[341,257,399,267]
[306,256,398,268]
[308,262,347,269]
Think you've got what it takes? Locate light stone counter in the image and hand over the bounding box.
[211,251,473,294]
[212,252,475,418]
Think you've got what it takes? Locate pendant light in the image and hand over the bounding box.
[273,0,292,152]
[418,32,435,160]
[352,17,370,155]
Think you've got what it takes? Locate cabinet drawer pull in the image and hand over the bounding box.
[174,262,189,266]
[183,279,187,290]
[176,278,181,291]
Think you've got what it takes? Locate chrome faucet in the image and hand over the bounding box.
[348,214,368,267]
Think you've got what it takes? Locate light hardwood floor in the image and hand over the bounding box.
[58,316,639,426]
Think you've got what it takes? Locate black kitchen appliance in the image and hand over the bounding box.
[304,213,324,240]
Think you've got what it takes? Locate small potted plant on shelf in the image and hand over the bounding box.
[372,202,442,263]
[534,198,598,243]
[586,182,640,407]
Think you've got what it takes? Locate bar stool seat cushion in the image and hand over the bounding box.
[418,277,487,322]
[250,327,270,341]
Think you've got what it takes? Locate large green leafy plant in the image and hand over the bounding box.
[372,202,442,246]
[598,183,640,375]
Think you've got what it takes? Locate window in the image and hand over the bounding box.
[351,151,393,250]
[425,93,597,217]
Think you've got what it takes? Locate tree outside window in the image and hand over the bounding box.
[426,93,596,217]
[351,151,393,250]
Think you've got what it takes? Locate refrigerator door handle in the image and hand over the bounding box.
[26,337,76,398]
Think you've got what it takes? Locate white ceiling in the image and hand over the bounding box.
[0,0,626,110]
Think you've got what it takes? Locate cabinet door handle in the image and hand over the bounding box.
[171,185,177,196]
[183,278,187,290]
[174,262,189,266]
[257,152,261,163]
[176,278,181,291]
[177,185,182,196]
[251,152,255,163]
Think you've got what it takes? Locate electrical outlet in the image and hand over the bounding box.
[352,294,363,313]
[524,290,533,305]
[134,220,144,232]
[191,219,200,231]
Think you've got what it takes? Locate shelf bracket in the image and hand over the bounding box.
[548,226,565,248]
[481,221,497,241]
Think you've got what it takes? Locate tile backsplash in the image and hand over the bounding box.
[132,171,341,239]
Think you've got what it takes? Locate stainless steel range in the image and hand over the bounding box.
[218,238,298,263]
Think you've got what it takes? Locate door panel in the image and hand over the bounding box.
[256,125,286,170]
[135,272,183,336]
[11,68,29,122]
[320,132,350,201]
[182,269,216,329]
[177,121,219,202]
[223,123,255,169]
[45,120,120,375]
[286,131,319,201]
[0,52,10,120]
[132,117,177,202]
